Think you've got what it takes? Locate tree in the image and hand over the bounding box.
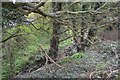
[49,2,62,59]
[2,1,119,59]
[70,3,81,52]
[2,1,119,79]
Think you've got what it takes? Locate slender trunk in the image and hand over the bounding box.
[49,2,61,59]
[72,18,81,52]
[70,4,81,52]
[79,4,87,52]
[88,3,100,43]
[80,20,86,52]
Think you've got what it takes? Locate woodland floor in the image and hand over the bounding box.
[15,40,119,79]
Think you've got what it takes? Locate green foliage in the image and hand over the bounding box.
[59,38,72,48]
[96,61,107,70]
[2,2,118,79]
[2,22,51,79]
[59,52,85,64]
[71,52,84,60]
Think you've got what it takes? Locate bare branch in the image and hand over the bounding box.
[55,10,103,16]
[23,20,51,34]
[1,32,31,43]
[39,44,64,68]
[95,2,108,11]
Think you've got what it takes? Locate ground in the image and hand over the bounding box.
[15,40,119,79]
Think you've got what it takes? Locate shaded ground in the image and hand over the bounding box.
[15,40,119,79]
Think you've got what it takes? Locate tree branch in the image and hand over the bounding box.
[39,44,63,68]
[22,20,51,34]
[1,32,30,43]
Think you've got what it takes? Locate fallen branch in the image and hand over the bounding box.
[95,2,108,11]
[89,69,97,79]
[39,44,64,68]
[107,69,119,78]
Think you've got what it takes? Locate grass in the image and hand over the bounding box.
[59,52,85,64]
[59,38,72,49]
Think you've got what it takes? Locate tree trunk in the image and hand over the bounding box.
[70,4,81,52]
[49,2,61,59]
[79,4,87,52]
[88,3,100,43]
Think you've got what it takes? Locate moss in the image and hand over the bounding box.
[96,61,107,70]
[71,52,84,60]
[115,72,120,80]
[59,52,85,64]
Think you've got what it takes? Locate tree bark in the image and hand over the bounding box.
[79,4,87,52]
[49,2,62,59]
[88,3,100,43]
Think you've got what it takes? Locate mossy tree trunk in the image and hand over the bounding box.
[49,2,62,59]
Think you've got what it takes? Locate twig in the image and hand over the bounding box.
[45,55,48,65]
[95,2,108,11]
[39,44,64,68]
[1,31,31,43]
[107,69,119,78]
[56,10,103,16]
[23,20,51,34]
[89,69,97,79]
